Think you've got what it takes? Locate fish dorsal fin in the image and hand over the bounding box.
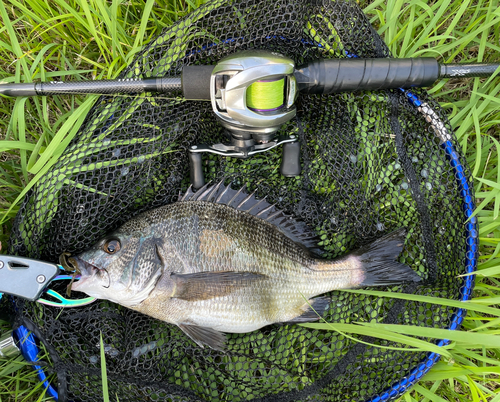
[179,181,323,255]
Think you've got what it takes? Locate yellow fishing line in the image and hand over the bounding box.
[246,77,285,111]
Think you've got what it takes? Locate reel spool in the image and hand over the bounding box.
[188,50,301,188]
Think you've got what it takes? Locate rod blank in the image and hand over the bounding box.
[439,63,500,78]
[0,78,182,97]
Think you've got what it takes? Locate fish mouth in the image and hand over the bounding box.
[70,257,100,291]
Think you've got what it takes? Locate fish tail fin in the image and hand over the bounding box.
[352,228,421,287]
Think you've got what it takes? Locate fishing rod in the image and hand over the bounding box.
[2,52,498,97]
[1,50,499,188]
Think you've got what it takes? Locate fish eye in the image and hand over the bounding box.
[103,239,121,254]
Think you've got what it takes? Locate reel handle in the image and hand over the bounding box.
[280,141,301,177]
[188,151,205,189]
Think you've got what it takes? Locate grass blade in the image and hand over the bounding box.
[100,332,110,402]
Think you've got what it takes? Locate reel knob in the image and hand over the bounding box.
[188,149,205,189]
[280,141,301,177]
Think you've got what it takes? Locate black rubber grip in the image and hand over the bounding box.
[295,58,439,94]
[182,65,214,100]
[440,63,500,78]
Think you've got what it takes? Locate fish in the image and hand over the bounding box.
[70,181,421,350]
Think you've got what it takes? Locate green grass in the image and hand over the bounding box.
[100,332,110,402]
[364,1,500,400]
[0,0,499,401]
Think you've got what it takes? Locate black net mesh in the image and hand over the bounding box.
[7,0,473,401]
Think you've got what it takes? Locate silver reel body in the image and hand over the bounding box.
[189,50,301,188]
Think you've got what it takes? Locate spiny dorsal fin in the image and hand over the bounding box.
[178,181,323,255]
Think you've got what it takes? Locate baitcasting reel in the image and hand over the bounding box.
[2,50,498,188]
[188,50,301,188]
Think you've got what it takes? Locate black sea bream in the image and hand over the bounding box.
[70,182,420,350]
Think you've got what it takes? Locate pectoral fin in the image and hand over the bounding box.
[178,323,226,351]
[171,271,266,301]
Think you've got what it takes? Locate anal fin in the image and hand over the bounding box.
[284,296,331,323]
[178,323,226,351]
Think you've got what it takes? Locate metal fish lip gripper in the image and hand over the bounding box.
[0,255,95,307]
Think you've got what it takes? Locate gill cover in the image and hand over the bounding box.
[119,237,165,306]
[72,233,164,306]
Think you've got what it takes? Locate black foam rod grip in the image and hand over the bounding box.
[182,65,214,100]
[295,58,439,94]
